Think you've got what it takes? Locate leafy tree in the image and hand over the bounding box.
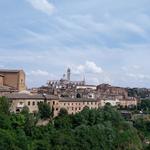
[0,96,10,115]
[24,114,35,136]
[10,114,25,129]
[21,106,29,115]
[15,129,29,150]
[38,103,51,119]
[0,129,18,150]
[54,115,73,129]
[0,113,11,129]
[58,108,68,116]
[138,99,150,113]
[31,140,51,150]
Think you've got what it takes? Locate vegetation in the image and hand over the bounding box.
[127,88,150,99]
[0,97,150,150]
[138,99,150,114]
[38,102,52,119]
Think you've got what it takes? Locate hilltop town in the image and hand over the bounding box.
[0,68,140,117]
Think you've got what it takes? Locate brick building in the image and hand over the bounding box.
[0,69,26,91]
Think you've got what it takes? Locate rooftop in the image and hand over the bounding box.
[0,69,23,73]
[59,97,100,102]
[4,93,58,100]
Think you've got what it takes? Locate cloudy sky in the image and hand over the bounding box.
[0,0,150,88]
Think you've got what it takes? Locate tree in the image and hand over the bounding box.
[38,103,51,119]
[24,114,35,136]
[11,114,25,129]
[0,113,11,129]
[31,140,51,150]
[138,99,150,113]
[0,96,10,115]
[58,108,68,116]
[0,129,18,150]
[21,106,29,115]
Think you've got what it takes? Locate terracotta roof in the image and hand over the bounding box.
[44,94,58,100]
[4,93,58,100]
[59,98,99,102]
[0,69,22,73]
[4,93,44,100]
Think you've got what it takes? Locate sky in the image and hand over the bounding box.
[0,0,150,88]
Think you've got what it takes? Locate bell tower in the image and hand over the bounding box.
[67,68,71,81]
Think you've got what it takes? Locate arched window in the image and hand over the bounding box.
[32,101,35,106]
[28,101,30,106]
[76,93,81,98]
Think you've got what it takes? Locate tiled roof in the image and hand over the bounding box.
[4,93,44,100]
[44,94,58,100]
[0,69,21,73]
[59,98,99,102]
[4,93,58,100]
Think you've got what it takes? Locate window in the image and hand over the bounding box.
[87,102,89,105]
[64,103,66,106]
[95,102,97,105]
[76,93,81,98]
[91,102,93,105]
[21,79,23,83]
[53,101,55,105]
[72,107,74,110]
[28,101,30,106]
[19,102,23,105]
[79,107,81,110]
[56,108,58,111]
[72,103,73,105]
[32,101,35,106]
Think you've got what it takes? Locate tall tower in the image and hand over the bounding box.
[67,68,71,81]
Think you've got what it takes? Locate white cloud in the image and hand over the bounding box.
[127,73,150,80]
[72,61,103,75]
[85,61,103,74]
[70,61,112,85]
[27,69,49,76]
[26,0,55,15]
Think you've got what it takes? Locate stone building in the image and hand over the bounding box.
[96,84,138,108]
[97,84,128,98]
[119,97,138,108]
[4,92,101,117]
[52,98,101,117]
[4,92,58,113]
[0,69,26,91]
[4,91,138,117]
[0,73,17,96]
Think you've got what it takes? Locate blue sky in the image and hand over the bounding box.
[0,0,150,88]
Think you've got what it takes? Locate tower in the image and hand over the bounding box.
[67,68,71,81]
